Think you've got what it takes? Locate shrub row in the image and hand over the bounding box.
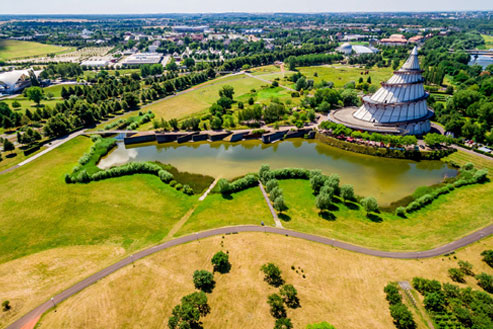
[316,133,455,160]
[218,174,259,194]
[399,165,488,215]
[384,283,416,329]
[67,137,193,195]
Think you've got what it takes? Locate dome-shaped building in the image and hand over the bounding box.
[330,47,433,135]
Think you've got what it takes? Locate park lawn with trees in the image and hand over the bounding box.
[33,232,493,329]
[443,150,493,174]
[1,85,66,113]
[275,178,492,251]
[178,188,273,235]
[142,74,267,124]
[296,65,394,88]
[0,39,74,61]
[0,145,46,172]
[478,34,493,50]
[0,136,197,265]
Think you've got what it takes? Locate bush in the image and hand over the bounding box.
[458,260,474,276]
[340,184,354,201]
[270,187,283,201]
[158,169,173,183]
[395,206,406,217]
[280,284,300,308]
[306,322,336,329]
[220,174,259,194]
[310,173,327,195]
[271,167,312,180]
[174,183,183,191]
[274,196,288,213]
[266,179,279,193]
[361,196,378,214]
[267,293,286,319]
[423,292,446,312]
[384,283,402,305]
[211,251,231,273]
[261,263,284,287]
[193,270,215,292]
[475,273,493,293]
[325,174,340,195]
[412,277,442,294]
[170,180,177,187]
[481,250,493,268]
[274,318,293,329]
[448,268,465,283]
[2,300,11,312]
[182,184,194,195]
[389,303,416,329]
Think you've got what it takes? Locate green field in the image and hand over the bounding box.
[443,150,493,173]
[478,34,493,50]
[178,188,274,235]
[0,84,72,114]
[0,39,73,61]
[296,65,394,88]
[276,179,492,251]
[0,136,196,264]
[143,74,271,122]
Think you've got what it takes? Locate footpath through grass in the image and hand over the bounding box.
[0,39,73,61]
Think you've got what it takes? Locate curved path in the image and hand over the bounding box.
[6,224,493,329]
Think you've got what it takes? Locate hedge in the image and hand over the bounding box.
[384,283,416,329]
[66,137,193,195]
[403,165,488,214]
[218,174,259,194]
[316,133,455,160]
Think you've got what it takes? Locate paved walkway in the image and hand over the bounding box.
[6,224,492,329]
[199,178,219,201]
[258,181,283,228]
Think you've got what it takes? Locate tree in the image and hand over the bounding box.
[274,196,288,213]
[340,89,359,107]
[193,270,215,292]
[390,303,416,329]
[316,192,332,213]
[310,173,327,195]
[274,318,293,329]
[267,293,286,319]
[166,58,178,71]
[475,273,493,293]
[2,300,11,312]
[361,197,378,214]
[340,184,354,201]
[211,251,231,274]
[458,260,474,276]
[261,263,284,287]
[3,139,14,153]
[25,87,44,106]
[423,292,446,312]
[266,179,279,193]
[217,96,233,109]
[168,292,210,329]
[269,186,283,201]
[11,101,21,109]
[219,85,234,99]
[481,250,493,268]
[448,268,465,283]
[184,58,195,68]
[280,284,300,308]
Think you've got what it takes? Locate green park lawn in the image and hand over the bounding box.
[0,135,196,264]
[178,187,274,235]
[276,179,492,251]
[478,34,493,50]
[296,65,394,88]
[1,84,71,114]
[0,39,74,61]
[143,74,269,122]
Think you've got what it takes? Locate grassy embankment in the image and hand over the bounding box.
[0,39,74,61]
[179,150,492,251]
[35,233,493,329]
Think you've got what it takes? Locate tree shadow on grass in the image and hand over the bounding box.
[319,211,336,221]
[220,193,233,200]
[278,213,291,222]
[344,201,360,210]
[367,213,383,223]
[5,153,17,159]
[328,203,339,212]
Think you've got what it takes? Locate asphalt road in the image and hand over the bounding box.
[6,224,492,329]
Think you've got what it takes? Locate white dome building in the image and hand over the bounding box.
[330,47,433,135]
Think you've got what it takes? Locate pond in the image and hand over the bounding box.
[98,138,457,205]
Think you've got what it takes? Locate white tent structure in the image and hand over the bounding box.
[0,69,41,94]
[330,47,432,135]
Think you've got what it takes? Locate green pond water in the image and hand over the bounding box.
[98,138,457,205]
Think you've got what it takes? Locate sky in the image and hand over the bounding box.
[2,0,492,14]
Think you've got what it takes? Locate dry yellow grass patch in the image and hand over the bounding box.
[36,233,492,329]
[0,245,125,328]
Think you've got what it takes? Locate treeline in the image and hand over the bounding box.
[287,53,343,69]
[220,43,337,71]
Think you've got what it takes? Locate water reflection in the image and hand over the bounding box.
[98,139,457,204]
